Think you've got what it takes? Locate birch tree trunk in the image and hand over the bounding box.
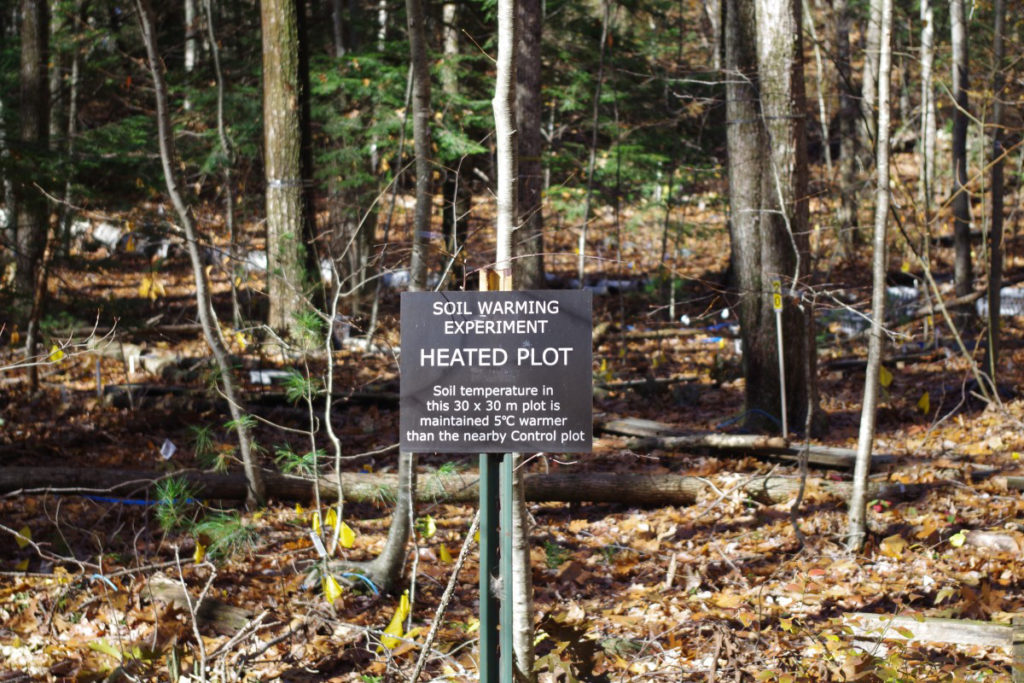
[405,0,433,292]
[185,0,199,73]
[919,0,935,271]
[494,0,535,676]
[134,0,265,506]
[847,0,892,552]
[577,0,610,287]
[440,1,458,98]
[860,0,881,146]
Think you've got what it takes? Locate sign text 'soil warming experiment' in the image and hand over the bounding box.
[400,291,593,453]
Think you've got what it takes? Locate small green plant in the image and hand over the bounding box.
[544,540,570,569]
[436,461,466,475]
[224,414,264,456]
[291,309,325,346]
[599,545,618,564]
[154,477,198,532]
[189,425,217,465]
[284,370,323,404]
[274,445,323,475]
[224,414,257,432]
[193,511,258,559]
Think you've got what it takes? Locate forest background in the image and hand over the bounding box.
[2,0,1024,680]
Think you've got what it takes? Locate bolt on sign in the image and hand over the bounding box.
[400,290,593,453]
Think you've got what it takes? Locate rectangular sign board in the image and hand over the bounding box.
[400,290,592,453]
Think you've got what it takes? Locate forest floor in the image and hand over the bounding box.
[4,176,1024,682]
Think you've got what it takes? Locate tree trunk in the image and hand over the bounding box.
[56,0,81,258]
[185,0,199,73]
[47,0,63,147]
[493,0,534,674]
[919,0,935,293]
[134,0,265,506]
[440,1,458,97]
[261,0,308,336]
[203,0,241,327]
[405,0,433,291]
[833,0,858,255]
[859,0,881,146]
[950,0,973,331]
[577,0,610,287]
[331,0,345,57]
[15,0,49,300]
[328,450,416,593]
[726,0,817,434]
[17,0,50,392]
[514,0,545,290]
[847,0,892,553]
[984,0,1006,379]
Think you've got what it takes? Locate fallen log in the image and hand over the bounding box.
[627,434,895,468]
[596,375,699,392]
[598,417,894,469]
[0,467,922,507]
[843,612,1016,649]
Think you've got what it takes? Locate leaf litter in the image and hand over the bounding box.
[3,193,1024,681]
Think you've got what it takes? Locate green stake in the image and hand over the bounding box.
[479,453,500,681]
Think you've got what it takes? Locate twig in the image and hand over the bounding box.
[409,510,481,682]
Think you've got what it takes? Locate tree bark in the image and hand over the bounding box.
[950,0,973,331]
[833,0,858,254]
[261,0,308,336]
[984,0,1006,380]
[185,0,199,73]
[134,0,265,506]
[15,0,49,300]
[329,450,416,593]
[514,0,545,290]
[859,0,881,146]
[493,0,534,674]
[203,0,241,327]
[577,0,610,287]
[847,0,892,553]
[405,0,433,291]
[440,1,458,97]
[0,467,924,509]
[919,0,935,297]
[331,0,345,57]
[725,0,817,434]
[18,0,50,392]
